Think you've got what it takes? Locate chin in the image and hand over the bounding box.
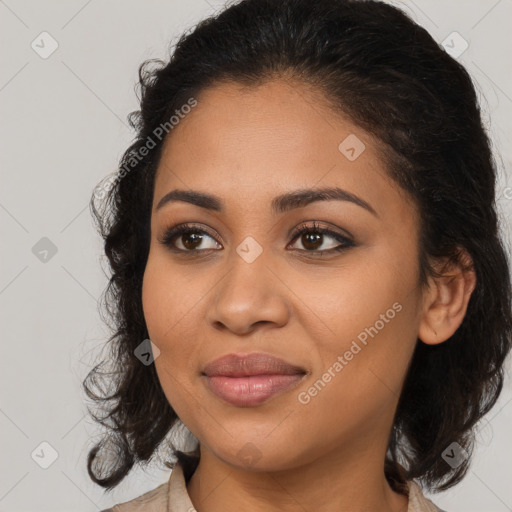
[206,437,303,473]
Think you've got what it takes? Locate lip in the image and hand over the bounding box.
[202,353,306,377]
[202,353,307,407]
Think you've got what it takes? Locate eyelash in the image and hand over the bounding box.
[158,221,355,257]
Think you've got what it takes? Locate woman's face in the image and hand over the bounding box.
[142,79,426,471]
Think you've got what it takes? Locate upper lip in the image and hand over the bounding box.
[202,353,306,377]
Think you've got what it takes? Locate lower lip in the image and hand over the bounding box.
[203,374,305,406]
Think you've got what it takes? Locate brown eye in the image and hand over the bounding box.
[299,232,323,250]
[159,224,221,252]
[159,221,354,257]
[180,232,205,250]
[288,221,355,255]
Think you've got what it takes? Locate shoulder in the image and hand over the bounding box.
[99,479,169,512]
[407,480,448,512]
[98,463,193,512]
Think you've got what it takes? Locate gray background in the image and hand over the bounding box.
[1,1,511,511]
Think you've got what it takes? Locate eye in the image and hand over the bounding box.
[158,223,221,253]
[158,221,355,256]
[288,221,354,255]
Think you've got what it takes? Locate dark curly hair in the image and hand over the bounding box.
[84,0,512,495]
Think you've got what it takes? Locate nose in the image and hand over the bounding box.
[206,248,290,335]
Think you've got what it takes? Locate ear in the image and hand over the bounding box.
[418,247,477,345]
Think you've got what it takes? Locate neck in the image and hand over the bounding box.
[186,436,409,512]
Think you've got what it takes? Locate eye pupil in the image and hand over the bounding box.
[183,232,203,250]
[302,232,322,250]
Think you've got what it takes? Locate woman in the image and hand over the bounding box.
[85,0,512,511]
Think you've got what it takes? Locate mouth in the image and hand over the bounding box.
[201,352,307,407]
[202,352,306,377]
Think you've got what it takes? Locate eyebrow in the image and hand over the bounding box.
[155,186,378,218]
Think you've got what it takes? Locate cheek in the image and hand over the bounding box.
[306,263,400,347]
[141,251,163,332]
[142,254,192,342]
[305,261,418,404]
[142,259,186,380]
[142,262,199,420]
[295,306,416,449]
[142,256,206,379]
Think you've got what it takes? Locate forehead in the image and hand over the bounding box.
[153,79,414,222]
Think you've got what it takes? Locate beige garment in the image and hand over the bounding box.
[102,462,445,512]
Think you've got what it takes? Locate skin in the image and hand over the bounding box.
[141,78,476,512]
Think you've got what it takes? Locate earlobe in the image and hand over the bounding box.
[417,249,477,346]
